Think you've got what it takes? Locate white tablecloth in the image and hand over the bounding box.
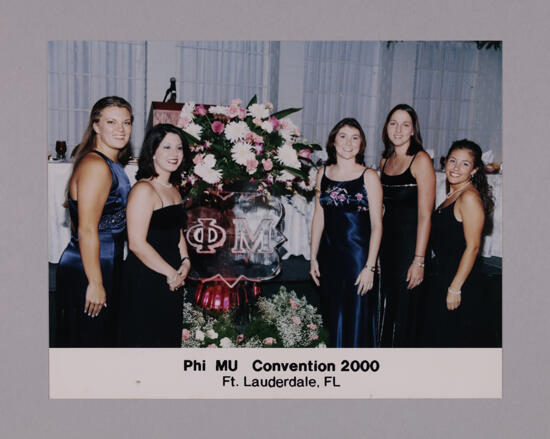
[48,164,502,262]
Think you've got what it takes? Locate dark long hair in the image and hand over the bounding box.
[325,118,366,166]
[381,104,423,158]
[447,139,495,229]
[136,124,189,186]
[71,96,134,167]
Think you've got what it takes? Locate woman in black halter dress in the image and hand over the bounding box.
[117,124,191,347]
[55,96,133,347]
[424,140,494,347]
[379,104,435,347]
[310,118,383,347]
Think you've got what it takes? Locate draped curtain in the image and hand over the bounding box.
[413,41,502,162]
[48,41,147,157]
[302,41,388,167]
[175,41,272,107]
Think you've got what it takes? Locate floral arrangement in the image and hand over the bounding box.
[182,286,328,348]
[176,96,321,199]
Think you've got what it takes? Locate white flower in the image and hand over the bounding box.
[279,117,300,141]
[183,122,203,140]
[194,164,222,184]
[260,120,274,133]
[202,153,216,169]
[276,143,301,168]
[277,170,295,182]
[298,167,317,191]
[195,329,205,341]
[180,102,195,121]
[206,329,219,340]
[220,337,234,348]
[231,142,255,166]
[248,103,270,119]
[224,121,250,142]
[209,105,230,116]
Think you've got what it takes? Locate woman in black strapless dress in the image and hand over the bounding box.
[118,124,191,347]
[379,104,436,347]
[55,96,133,347]
[310,118,383,347]
[424,139,494,347]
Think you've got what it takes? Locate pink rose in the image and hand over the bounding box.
[269,116,280,130]
[263,337,277,346]
[238,108,247,120]
[192,153,204,165]
[338,194,346,202]
[298,149,311,159]
[228,104,240,118]
[246,158,259,174]
[309,333,319,341]
[307,323,318,330]
[254,133,264,144]
[252,117,262,126]
[262,158,273,171]
[330,191,338,199]
[236,334,245,344]
[289,299,298,309]
[207,343,218,348]
[211,121,225,134]
[194,104,207,116]
[291,315,301,326]
[231,98,243,106]
[356,193,363,201]
[182,328,191,340]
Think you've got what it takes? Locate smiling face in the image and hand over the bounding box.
[445,148,478,185]
[153,132,184,176]
[386,109,414,148]
[93,106,132,154]
[333,125,362,162]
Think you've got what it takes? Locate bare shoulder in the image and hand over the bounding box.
[412,150,433,168]
[457,188,483,209]
[75,153,111,179]
[364,168,381,183]
[129,180,155,200]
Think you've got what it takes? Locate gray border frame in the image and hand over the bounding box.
[1,0,548,437]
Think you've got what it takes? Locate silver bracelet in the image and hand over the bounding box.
[448,287,461,295]
[412,260,425,268]
[365,265,376,272]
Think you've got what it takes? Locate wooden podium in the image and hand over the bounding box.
[146,101,184,131]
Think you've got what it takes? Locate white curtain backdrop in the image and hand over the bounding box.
[48,41,147,157]
[413,41,502,162]
[175,41,272,107]
[302,41,388,167]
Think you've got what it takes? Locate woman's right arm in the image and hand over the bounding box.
[75,156,112,317]
[309,168,325,286]
[126,182,182,290]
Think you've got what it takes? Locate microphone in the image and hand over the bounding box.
[163,77,177,103]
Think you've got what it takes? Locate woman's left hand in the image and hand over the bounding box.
[175,259,191,288]
[406,263,424,290]
[354,268,374,296]
[446,290,461,310]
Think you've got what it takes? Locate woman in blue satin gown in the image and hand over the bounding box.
[55,96,133,347]
[310,118,383,347]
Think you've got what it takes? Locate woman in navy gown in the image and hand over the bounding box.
[379,104,436,347]
[310,118,383,347]
[424,139,494,347]
[55,96,133,347]
[117,124,191,347]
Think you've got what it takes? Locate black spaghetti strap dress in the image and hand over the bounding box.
[55,150,130,347]
[379,154,424,347]
[423,200,483,347]
[117,203,187,347]
[318,169,378,347]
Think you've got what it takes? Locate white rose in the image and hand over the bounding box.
[206,329,219,340]
[195,330,205,341]
[220,337,233,348]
